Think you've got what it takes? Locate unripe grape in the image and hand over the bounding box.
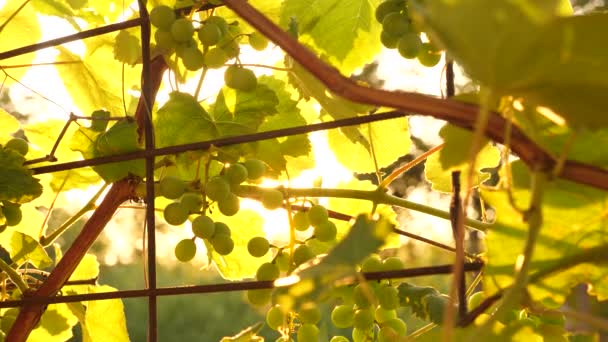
[397,33,422,59]
[417,43,442,67]
[353,284,373,309]
[256,262,280,280]
[378,326,399,342]
[352,328,373,342]
[247,289,272,306]
[220,39,240,59]
[154,29,176,51]
[382,13,409,36]
[247,236,270,257]
[298,302,321,324]
[198,22,222,46]
[313,220,337,242]
[203,48,228,69]
[261,190,284,210]
[297,324,319,342]
[225,66,257,92]
[307,205,328,226]
[243,159,266,180]
[205,176,230,201]
[248,32,269,51]
[2,204,21,227]
[275,250,290,272]
[225,163,248,185]
[375,0,405,23]
[175,39,196,58]
[382,318,407,336]
[266,305,285,330]
[218,192,240,216]
[353,308,374,330]
[5,138,28,156]
[159,176,185,199]
[381,257,404,271]
[206,16,229,34]
[171,18,194,43]
[174,239,196,262]
[213,222,231,236]
[330,337,349,342]
[292,211,310,231]
[181,46,205,71]
[180,192,204,213]
[331,305,354,328]
[380,30,399,49]
[377,284,399,310]
[467,291,484,310]
[293,244,314,266]
[192,215,215,239]
[375,307,397,323]
[163,202,189,225]
[150,5,176,30]
[211,234,234,255]
[361,255,383,272]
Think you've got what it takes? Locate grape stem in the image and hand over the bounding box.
[0,259,29,294]
[378,143,444,189]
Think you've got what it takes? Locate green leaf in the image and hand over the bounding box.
[0,109,20,143]
[219,322,264,342]
[67,254,100,293]
[9,231,52,268]
[280,0,382,73]
[82,285,130,342]
[424,124,500,193]
[0,148,42,203]
[0,1,42,85]
[207,209,270,280]
[482,160,608,303]
[113,29,141,66]
[29,304,78,342]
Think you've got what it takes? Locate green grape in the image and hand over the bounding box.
[203,47,228,69]
[353,308,374,330]
[467,291,484,310]
[226,22,241,36]
[382,13,409,36]
[352,327,373,342]
[292,211,310,231]
[375,0,405,23]
[397,33,422,59]
[313,220,337,242]
[159,176,186,199]
[225,163,248,184]
[360,255,383,272]
[175,39,196,58]
[150,5,176,30]
[213,222,231,236]
[275,250,290,272]
[224,66,257,92]
[380,30,399,49]
[191,215,215,239]
[383,318,407,336]
[417,43,442,67]
[266,305,285,330]
[377,326,398,342]
[331,304,354,328]
[381,257,404,271]
[171,18,195,43]
[218,192,240,216]
[377,285,399,310]
[248,32,269,51]
[256,262,280,280]
[307,205,328,226]
[163,202,189,225]
[180,192,203,213]
[247,289,272,306]
[220,39,240,59]
[2,204,21,227]
[198,22,222,46]
[330,337,349,342]
[174,238,196,262]
[154,29,176,51]
[261,190,284,210]
[375,307,397,323]
[247,236,270,257]
[298,302,321,324]
[205,176,231,201]
[353,284,373,309]
[293,244,314,266]
[211,234,234,255]
[5,138,28,156]
[243,159,266,180]
[297,324,319,342]
[181,46,205,71]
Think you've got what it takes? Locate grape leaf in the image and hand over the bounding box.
[424,124,501,193]
[280,0,382,74]
[28,304,78,342]
[31,0,81,30]
[482,160,608,303]
[0,148,43,203]
[0,109,20,142]
[9,231,52,268]
[0,1,42,85]
[113,29,141,66]
[82,285,130,342]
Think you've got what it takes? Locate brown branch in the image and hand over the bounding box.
[6,179,136,342]
[220,0,608,191]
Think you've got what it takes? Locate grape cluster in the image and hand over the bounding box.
[149,5,268,91]
[0,138,29,232]
[293,204,337,243]
[376,0,442,67]
[498,307,569,341]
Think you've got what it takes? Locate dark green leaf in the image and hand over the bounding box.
[0,148,42,203]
